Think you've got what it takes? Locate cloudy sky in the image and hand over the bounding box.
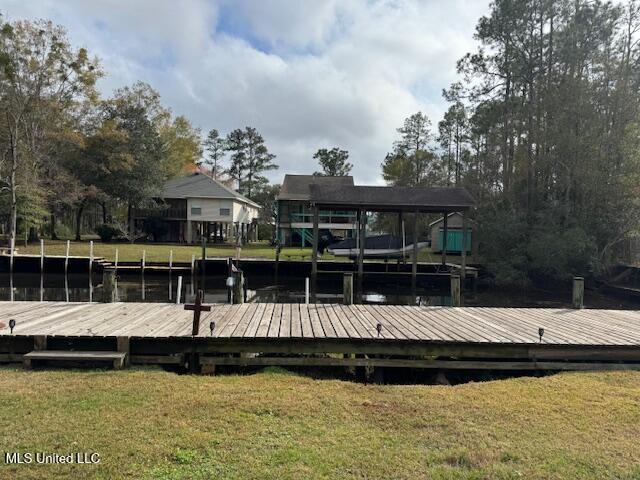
[1,0,490,184]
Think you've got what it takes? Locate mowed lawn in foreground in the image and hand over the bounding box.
[0,368,639,480]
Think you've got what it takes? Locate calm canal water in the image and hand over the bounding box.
[0,272,639,309]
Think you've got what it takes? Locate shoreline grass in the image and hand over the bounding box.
[11,239,445,264]
[0,367,638,479]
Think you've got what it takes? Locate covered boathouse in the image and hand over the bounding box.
[305,183,476,287]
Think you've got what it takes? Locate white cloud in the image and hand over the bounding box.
[0,0,489,184]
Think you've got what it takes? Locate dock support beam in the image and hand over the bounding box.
[573,276,584,309]
[117,337,130,367]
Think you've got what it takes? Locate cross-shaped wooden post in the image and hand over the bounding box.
[184,289,211,336]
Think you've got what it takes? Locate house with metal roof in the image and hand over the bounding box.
[276,175,357,247]
[134,173,260,244]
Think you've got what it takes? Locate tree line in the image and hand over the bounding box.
[380,0,640,286]
[0,17,280,244]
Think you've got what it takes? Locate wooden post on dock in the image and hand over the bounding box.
[64,240,70,275]
[233,270,244,304]
[343,273,354,305]
[102,268,117,303]
[191,254,195,276]
[451,274,461,307]
[305,277,310,305]
[114,248,119,274]
[169,250,173,275]
[573,276,584,309]
[141,249,146,273]
[40,239,44,273]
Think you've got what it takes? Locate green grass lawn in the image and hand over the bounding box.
[0,368,638,479]
[12,239,444,264]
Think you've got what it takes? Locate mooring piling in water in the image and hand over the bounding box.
[40,239,44,273]
[232,269,244,305]
[102,268,117,303]
[176,275,183,304]
[64,240,70,275]
[226,257,233,304]
[141,250,146,274]
[89,241,94,275]
[450,274,461,307]
[343,272,354,305]
[573,276,584,309]
[10,238,15,274]
[305,277,310,305]
[114,248,119,273]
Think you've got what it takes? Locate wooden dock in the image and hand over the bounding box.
[1,302,640,372]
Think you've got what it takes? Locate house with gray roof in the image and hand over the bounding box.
[134,173,260,244]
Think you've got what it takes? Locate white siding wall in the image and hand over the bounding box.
[187,198,234,222]
[187,197,258,223]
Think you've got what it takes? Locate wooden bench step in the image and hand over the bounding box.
[23,351,127,370]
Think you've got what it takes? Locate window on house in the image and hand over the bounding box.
[220,208,230,216]
[191,207,202,215]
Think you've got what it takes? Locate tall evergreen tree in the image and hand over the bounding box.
[382,112,440,186]
[202,128,226,177]
[243,127,277,199]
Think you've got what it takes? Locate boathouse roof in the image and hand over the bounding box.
[278,174,354,201]
[308,184,475,212]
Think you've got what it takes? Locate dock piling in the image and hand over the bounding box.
[40,239,44,273]
[201,237,207,278]
[114,248,119,273]
[102,268,117,303]
[89,240,94,275]
[10,237,15,274]
[176,276,183,304]
[64,240,70,275]
[343,273,354,305]
[141,250,146,273]
[305,277,310,305]
[169,250,173,275]
[232,270,244,305]
[227,257,233,303]
[573,277,584,309]
[451,274,461,307]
